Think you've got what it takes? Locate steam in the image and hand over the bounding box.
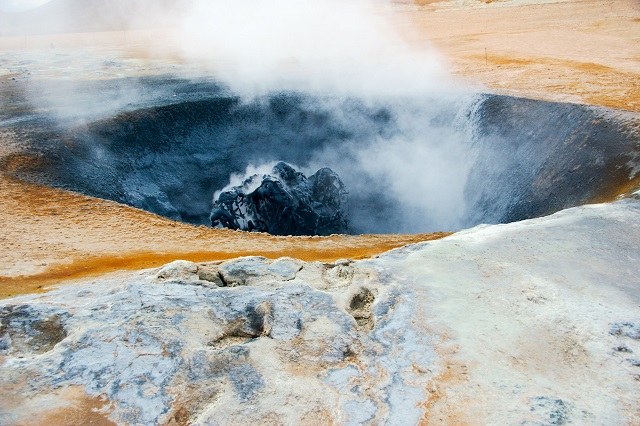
[2,0,481,233]
[178,0,476,232]
[335,99,477,232]
[213,161,284,201]
[0,0,53,13]
[179,0,449,97]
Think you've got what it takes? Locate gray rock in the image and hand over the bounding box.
[0,257,404,425]
[210,162,349,236]
[522,396,570,426]
[610,322,640,340]
[154,260,224,287]
[217,256,304,287]
[0,305,67,357]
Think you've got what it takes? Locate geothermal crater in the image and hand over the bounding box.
[3,76,638,235]
[1,1,640,424]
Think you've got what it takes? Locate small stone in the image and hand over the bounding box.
[609,322,640,339]
[154,260,199,282]
[627,359,640,367]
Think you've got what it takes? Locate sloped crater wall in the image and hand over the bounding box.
[2,78,638,233]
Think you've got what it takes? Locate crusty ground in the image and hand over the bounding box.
[1,0,638,298]
[0,3,638,425]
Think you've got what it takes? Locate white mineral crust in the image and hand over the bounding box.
[1,200,639,424]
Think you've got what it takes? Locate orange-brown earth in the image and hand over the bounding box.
[0,173,448,298]
[400,0,640,112]
[1,0,638,298]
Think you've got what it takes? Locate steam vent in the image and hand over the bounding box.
[1,0,640,424]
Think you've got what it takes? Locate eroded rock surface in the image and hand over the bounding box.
[0,306,67,357]
[1,256,429,425]
[210,162,349,236]
[1,200,640,424]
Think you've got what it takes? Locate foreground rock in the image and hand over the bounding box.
[1,200,639,424]
[210,162,349,236]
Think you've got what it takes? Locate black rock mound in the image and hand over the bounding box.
[210,162,348,236]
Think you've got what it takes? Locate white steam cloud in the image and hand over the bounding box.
[179,0,450,97]
[0,0,53,13]
[213,161,285,201]
[179,0,477,231]
[3,0,481,233]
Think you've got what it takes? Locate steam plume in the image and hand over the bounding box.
[177,0,476,231]
[3,0,479,233]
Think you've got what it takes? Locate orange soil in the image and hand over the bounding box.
[0,174,449,298]
[25,388,116,426]
[400,0,640,111]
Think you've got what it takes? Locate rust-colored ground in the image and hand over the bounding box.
[400,0,640,112]
[0,174,449,298]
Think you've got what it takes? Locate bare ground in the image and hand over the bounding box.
[401,0,640,111]
[0,174,449,298]
[1,0,638,297]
